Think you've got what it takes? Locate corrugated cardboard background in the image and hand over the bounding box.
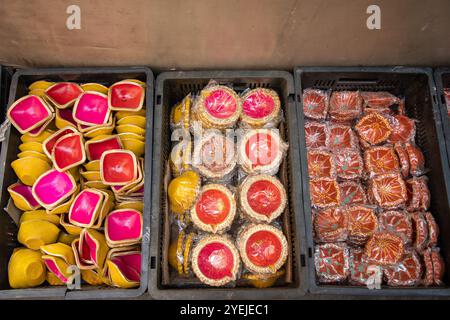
[0,0,449,70]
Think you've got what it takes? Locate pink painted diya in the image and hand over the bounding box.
[240,88,281,128]
[32,170,77,209]
[42,126,78,159]
[7,95,53,134]
[85,135,122,161]
[56,108,77,127]
[7,182,41,211]
[108,81,145,111]
[27,113,55,137]
[105,209,143,247]
[45,82,83,109]
[73,92,110,126]
[52,132,86,171]
[68,188,104,228]
[74,229,109,269]
[100,150,138,186]
[107,249,141,288]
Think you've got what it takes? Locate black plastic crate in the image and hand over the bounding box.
[149,70,308,299]
[294,66,450,297]
[0,66,13,124]
[433,68,450,168]
[0,67,153,299]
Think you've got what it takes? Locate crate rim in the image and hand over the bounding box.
[294,66,450,297]
[433,67,450,169]
[0,66,153,300]
[149,69,308,300]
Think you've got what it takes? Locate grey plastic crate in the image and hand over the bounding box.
[0,66,12,124]
[433,68,450,168]
[294,66,450,297]
[149,70,308,299]
[0,67,153,299]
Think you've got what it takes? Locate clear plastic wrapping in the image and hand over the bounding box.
[355,112,393,145]
[326,124,358,150]
[307,150,336,179]
[405,142,426,176]
[304,121,327,149]
[334,150,364,180]
[364,145,400,178]
[383,249,422,287]
[239,88,282,128]
[329,91,363,122]
[170,93,191,130]
[302,89,329,120]
[388,115,416,144]
[378,210,413,245]
[361,91,400,109]
[314,243,349,283]
[313,207,348,243]
[309,177,341,209]
[346,205,378,246]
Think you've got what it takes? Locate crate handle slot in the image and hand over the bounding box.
[337,78,378,85]
[150,256,156,269]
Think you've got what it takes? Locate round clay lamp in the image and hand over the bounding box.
[240,88,281,128]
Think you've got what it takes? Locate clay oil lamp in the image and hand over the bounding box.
[19,210,60,226]
[8,182,41,211]
[347,205,378,245]
[32,169,77,209]
[190,184,236,234]
[74,228,109,270]
[383,250,422,286]
[168,170,201,215]
[40,242,76,285]
[100,150,138,186]
[17,219,60,250]
[309,177,341,209]
[365,232,404,266]
[85,135,123,161]
[8,248,46,289]
[334,150,363,180]
[170,93,191,130]
[364,146,400,177]
[7,95,54,134]
[73,92,110,126]
[370,173,407,209]
[11,156,51,186]
[313,207,348,243]
[105,247,141,288]
[302,89,329,120]
[339,181,367,205]
[45,82,83,109]
[240,88,281,128]
[108,80,145,112]
[239,174,287,224]
[42,126,78,159]
[105,209,143,247]
[237,224,288,275]
[329,91,363,122]
[304,121,327,149]
[315,243,349,283]
[191,235,240,287]
[307,150,336,179]
[26,113,55,137]
[355,112,393,145]
[326,124,357,150]
[68,188,105,228]
[52,132,86,172]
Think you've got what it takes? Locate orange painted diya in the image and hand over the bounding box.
[383,250,421,286]
[334,150,363,180]
[355,112,392,145]
[364,146,400,177]
[304,121,327,149]
[7,95,54,134]
[108,80,145,111]
[307,150,335,179]
[100,150,138,186]
[45,82,83,109]
[309,178,340,208]
[346,206,378,245]
[388,115,415,143]
[313,207,348,242]
[339,181,367,206]
[326,124,357,150]
[302,89,329,120]
[370,173,407,209]
[329,91,362,121]
[379,211,413,245]
[361,91,400,109]
[315,243,349,283]
[365,232,404,266]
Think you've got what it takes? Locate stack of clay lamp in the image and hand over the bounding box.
[167,81,290,288]
[6,80,145,289]
[303,89,444,287]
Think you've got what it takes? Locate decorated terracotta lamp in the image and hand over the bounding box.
[240,88,281,128]
[304,121,327,149]
[32,169,77,209]
[307,150,336,179]
[192,84,241,129]
[348,247,379,286]
[237,224,288,274]
[329,91,363,121]
[379,211,413,245]
[27,113,55,137]
[339,181,367,205]
[370,173,407,209]
[365,232,404,266]
[335,150,363,180]
[8,182,41,211]
[313,207,348,243]
[169,140,192,177]
[239,174,287,223]
[68,188,105,228]
[52,132,86,171]
[7,95,54,134]
[347,205,378,246]
[108,80,145,111]
[85,135,123,161]
[315,243,349,283]
[364,146,399,177]
[100,150,137,186]
[42,126,78,159]
[239,129,285,175]
[105,209,143,247]
[302,89,329,120]
[106,248,141,288]
[190,184,236,234]
[355,112,393,145]
[191,235,240,287]
[192,131,236,180]
[73,92,110,126]
[45,82,83,109]
[309,177,341,208]
[384,250,422,286]
[326,124,357,150]
[40,242,76,284]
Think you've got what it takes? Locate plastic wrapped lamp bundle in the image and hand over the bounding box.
[240,88,281,128]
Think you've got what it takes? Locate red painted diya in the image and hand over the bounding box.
[240,88,281,128]
[7,182,41,210]
[45,82,83,109]
[27,113,55,137]
[313,207,348,243]
[329,91,363,121]
[326,124,357,150]
[56,108,77,127]
[32,170,77,209]
[108,249,142,286]
[52,132,86,172]
[379,211,413,245]
[239,174,287,223]
[355,112,392,145]
[339,181,367,206]
[410,212,429,252]
[237,224,288,274]
[384,250,421,286]
[69,188,104,228]
[105,209,143,247]
[370,174,407,209]
[302,89,329,120]
[191,184,236,233]
[394,143,410,178]
[349,247,376,286]
[431,249,445,286]
[85,135,123,161]
[304,121,327,149]
[389,115,416,143]
[406,177,430,212]
[315,243,349,283]
[108,81,145,111]
[73,92,110,126]
[346,206,378,245]
[424,212,439,248]
[361,92,400,109]
[364,146,400,177]
[77,228,109,269]
[405,143,425,176]
[422,249,434,286]
[7,95,54,134]
[307,150,335,179]
[42,126,78,159]
[309,178,340,208]
[100,150,137,186]
[335,150,363,180]
[239,129,285,175]
[365,232,404,266]
[191,235,240,287]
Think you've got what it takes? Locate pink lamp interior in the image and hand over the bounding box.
[70,190,102,225]
[74,93,109,125]
[33,170,74,206]
[11,183,40,207]
[106,210,142,242]
[9,96,50,131]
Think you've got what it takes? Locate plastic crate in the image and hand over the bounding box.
[294,66,450,297]
[0,66,13,124]
[149,70,308,299]
[433,68,450,168]
[0,67,153,299]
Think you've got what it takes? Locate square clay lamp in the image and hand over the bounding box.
[52,132,86,172]
[68,188,104,228]
[73,92,110,126]
[107,248,141,287]
[55,108,77,128]
[27,113,55,137]
[108,81,145,111]
[85,135,123,161]
[32,170,77,209]
[7,95,54,134]
[79,229,108,269]
[100,150,137,186]
[7,182,41,211]
[43,126,78,159]
[45,82,83,109]
[105,209,143,247]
